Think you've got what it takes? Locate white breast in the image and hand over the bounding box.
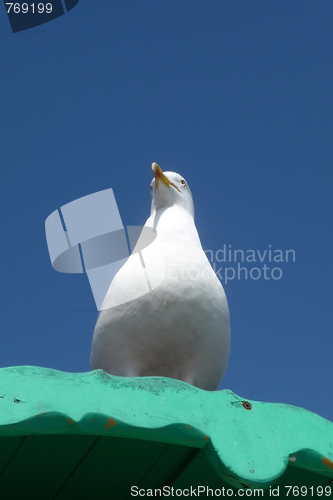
[90,205,230,390]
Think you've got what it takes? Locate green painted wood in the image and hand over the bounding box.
[55,437,170,499]
[0,435,98,498]
[0,365,332,495]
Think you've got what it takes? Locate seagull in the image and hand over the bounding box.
[90,163,230,390]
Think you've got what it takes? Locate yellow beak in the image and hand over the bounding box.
[151,163,180,192]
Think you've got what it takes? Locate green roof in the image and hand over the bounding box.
[0,366,332,498]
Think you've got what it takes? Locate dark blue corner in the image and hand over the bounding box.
[3,0,80,33]
[64,0,79,12]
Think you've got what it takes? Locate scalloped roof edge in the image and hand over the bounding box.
[0,366,332,489]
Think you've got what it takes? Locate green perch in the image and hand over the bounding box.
[0,366,332,490]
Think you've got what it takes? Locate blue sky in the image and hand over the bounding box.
[1,1,332,421]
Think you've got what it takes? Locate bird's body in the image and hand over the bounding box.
[90,165,230,390]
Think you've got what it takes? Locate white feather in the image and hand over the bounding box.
[90,169,230,390]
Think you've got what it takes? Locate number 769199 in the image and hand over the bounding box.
[6,3,53,14]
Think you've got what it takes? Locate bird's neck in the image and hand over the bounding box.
[146,205,201,250]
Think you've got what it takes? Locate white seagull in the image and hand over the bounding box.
[90,163,230,390]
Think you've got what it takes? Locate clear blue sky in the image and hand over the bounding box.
[1,1,332,421]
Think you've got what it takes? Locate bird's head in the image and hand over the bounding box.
[150,163,194,217]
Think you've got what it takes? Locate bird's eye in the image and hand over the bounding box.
[181,179,186,187]
[150,185,153,191]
